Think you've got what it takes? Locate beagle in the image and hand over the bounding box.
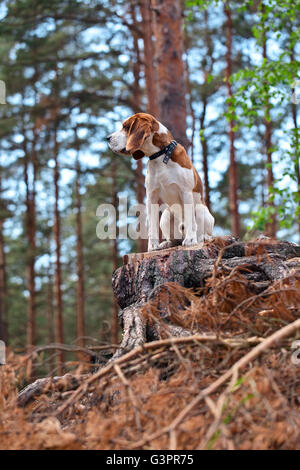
[107,113,214,252]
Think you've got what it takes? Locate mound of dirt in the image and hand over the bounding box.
[1,237,300,450]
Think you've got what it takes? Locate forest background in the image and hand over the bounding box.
[0,0,299,376]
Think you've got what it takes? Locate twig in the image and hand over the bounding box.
[52,335,222,417]
[114,364,142,433]
[17,335,266,410]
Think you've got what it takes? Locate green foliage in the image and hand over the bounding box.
[187,0,300,236]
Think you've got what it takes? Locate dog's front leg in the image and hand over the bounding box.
[147,189,160,251]
[182,191,198,247]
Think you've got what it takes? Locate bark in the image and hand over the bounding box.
[18,373,87,408]
[224,1,240,238]
[151,0,188,148]
[0,162,7,342]
[139,0,159,117]
[200,95,210,210]
[111,161,120,345]
[183,29,195,160]
[0,209,7,343]
[74,131,85,350]
[23,126,37,351]
[111,237,300,358]
[46,269,56,374]
[199,9,214,211]
[53,120,65,374]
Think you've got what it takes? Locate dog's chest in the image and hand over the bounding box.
[146,158,194,204]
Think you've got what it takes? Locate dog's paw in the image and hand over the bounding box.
[159,239,182,250]
[148,239,160,251]
[182,235,198,247]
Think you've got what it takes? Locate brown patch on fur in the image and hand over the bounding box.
[152,130,173,148]
[171,145,192,169]
[192,167,204,198]
[153,133,193,170]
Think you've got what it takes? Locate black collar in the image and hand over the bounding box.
[149,140,178,164]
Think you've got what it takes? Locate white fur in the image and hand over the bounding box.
[109,128,127,153]
[158,122,168,135]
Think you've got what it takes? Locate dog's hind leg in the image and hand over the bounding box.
[194,193,214,244]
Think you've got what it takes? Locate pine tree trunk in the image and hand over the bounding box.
[47,269,56,374]
[74,136,85,350]
[53,122,65,374]
[0,166,7,343]
[224,1,240,238]
[199,9,214,211]
[23,130,37,351]
[151,0,188,148]
[131,1,148,253]
[200,95,211,211]
[139,0,159,117]
[184,30,195,159]
[0,216,7,344]
[290,47,300,241]
[111,161,120,345]
[261,3,276,238]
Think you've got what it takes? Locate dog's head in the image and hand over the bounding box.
[107,113,170,160]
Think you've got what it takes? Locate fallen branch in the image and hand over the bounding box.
[17,373,88,407]
[50,333,264,417]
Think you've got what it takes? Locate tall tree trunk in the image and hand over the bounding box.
[199,9,214,211]
[111,161,119,345]
[139,0,159,117]
[290,47,300,240]
[261,3,276,238]
[0,170,7,343]
[74,130,85,350]
[200,95,211,211]
[131,1,148,253]
[53,120,64,374]
[26,71,39,354]
[47,268,56,374]
[224,1,240,238]
[23,127,37,351]
[184,33,196,161]
[151,0,188,148]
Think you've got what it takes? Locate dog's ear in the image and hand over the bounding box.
[132,150,145,160]
[126,118,151,155]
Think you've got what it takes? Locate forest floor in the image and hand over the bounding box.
[1,240,300,450]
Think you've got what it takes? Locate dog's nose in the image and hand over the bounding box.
[106,135,111,142]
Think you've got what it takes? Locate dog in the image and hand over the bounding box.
[107,113,214,252]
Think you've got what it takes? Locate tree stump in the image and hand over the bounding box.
[111,236,300,358]
[18,236,300,407]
